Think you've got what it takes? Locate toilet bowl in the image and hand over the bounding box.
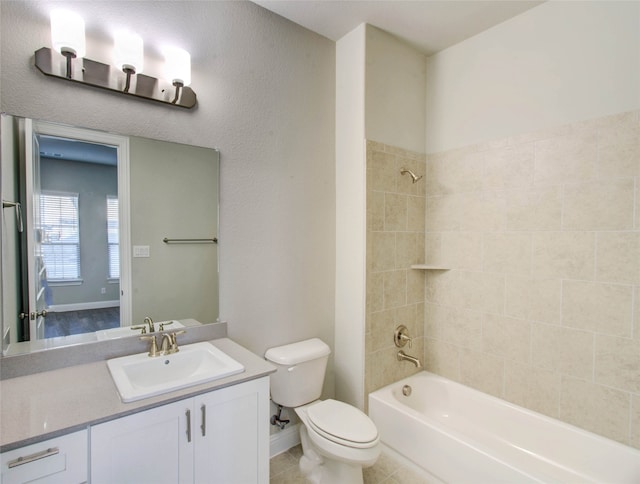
[265,339,381,484]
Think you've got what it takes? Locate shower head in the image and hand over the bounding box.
[400,168,423,184]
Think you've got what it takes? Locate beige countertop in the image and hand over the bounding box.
[0,338,276,452]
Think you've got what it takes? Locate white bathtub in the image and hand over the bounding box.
[369,372,640,483]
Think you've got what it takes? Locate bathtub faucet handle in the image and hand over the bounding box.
[394,325,413,348]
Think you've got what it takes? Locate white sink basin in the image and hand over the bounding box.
[107,342,244,402]
[96,320,184,341]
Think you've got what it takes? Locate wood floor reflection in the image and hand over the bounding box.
[44,308,120,338]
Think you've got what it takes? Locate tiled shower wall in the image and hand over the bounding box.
[423,110,640,449]
[365,141,426,398]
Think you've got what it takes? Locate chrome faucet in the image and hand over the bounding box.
[397,350,422,368]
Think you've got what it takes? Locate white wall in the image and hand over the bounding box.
[335,24,367,409]
[426,0,640,153]
[0,2,336,366]
[365,25,426,153]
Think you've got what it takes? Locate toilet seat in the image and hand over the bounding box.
[306,399,379,449]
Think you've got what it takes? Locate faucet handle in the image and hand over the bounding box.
[130,325,147,334]
[169,330,186,352]
[140,335,158,357]
[159,320,174,331]
[394,325,413,348]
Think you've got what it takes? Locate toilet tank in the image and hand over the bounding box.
[265,338,331,408]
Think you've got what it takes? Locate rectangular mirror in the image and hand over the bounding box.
[1,114,219,356]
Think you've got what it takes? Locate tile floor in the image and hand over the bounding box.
[270,444,441,484]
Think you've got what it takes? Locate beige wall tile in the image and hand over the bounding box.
[532,232,595,280]
[426,150,484,196]
[636,287,640,341]
[456,271,505,315]
[425,270,458,306]
[483,232,532,275]
[440,232,483,271]
[383,270,407,309]
[563,179,635,230]
[483,142,534,190]
[459,348,505,398]
[425,194,460,231]
[367,190,385,231]
[534,127,597,184]
[424,233,442,266]
[407,269,425,305]
[395,304,421,338]
[368,149,397,192]
[396,233,419,269]
[458,192,506,232]
[560,376,631,445]
[407,195,426,232]
[370,231,396,272]
[505,185,563,231]
[531,323,594,379]
[482,314,531,363]
[595,334,640,393]
[505,275,561,324]
[596,232,640,285]
[562,280,633,337]
[504,362,560,418]
[366,272,384,314]
[632,395,640,450]
[426,303,483,352]
[597,114,640,179]
[385,193,408,231]
[424,338,460,381]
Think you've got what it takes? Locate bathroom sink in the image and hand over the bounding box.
[96,320,185,341]
[107,342,245,402]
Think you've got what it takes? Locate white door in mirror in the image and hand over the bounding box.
[107,341,244,402]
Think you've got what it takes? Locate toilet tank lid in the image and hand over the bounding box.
[265,338,331,365]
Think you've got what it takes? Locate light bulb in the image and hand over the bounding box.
[50,10,86,58]
[164,47,191,86]
[114,31,144,74]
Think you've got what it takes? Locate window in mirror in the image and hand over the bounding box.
[40,191,81,282]
[107,195,119,280]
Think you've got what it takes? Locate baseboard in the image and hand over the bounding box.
[270,423,300,458]
[48,300,120,312]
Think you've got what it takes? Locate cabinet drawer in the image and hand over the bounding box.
[1,430,88,484]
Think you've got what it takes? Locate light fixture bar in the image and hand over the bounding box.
[34,47,197,109]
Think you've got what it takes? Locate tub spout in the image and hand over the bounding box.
[397,350,422,368]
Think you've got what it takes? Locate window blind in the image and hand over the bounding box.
[107,195,119,279]
[40,192,80,280]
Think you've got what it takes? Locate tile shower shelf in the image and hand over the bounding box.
[410,264,450,270]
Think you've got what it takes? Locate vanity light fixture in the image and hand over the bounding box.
[50,9,86,79]
[163,47,191,104]
[35,10,197,108]
[113,31,144,93]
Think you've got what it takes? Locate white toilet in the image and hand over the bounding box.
[265,338,381,484]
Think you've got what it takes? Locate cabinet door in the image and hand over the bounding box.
[91,399,194,484]
[1,430,87,484]
[194,377,270,484]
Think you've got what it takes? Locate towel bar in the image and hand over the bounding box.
[163,237,218,244]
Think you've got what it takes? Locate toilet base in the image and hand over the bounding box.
[298,423,364,484]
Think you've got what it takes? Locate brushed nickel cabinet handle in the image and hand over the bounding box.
[200,404,206,437]
[186,409,192,443]
[8,447,59,468]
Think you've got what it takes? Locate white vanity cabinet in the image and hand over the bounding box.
[90,376,269,484]
[1,430,88,484]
